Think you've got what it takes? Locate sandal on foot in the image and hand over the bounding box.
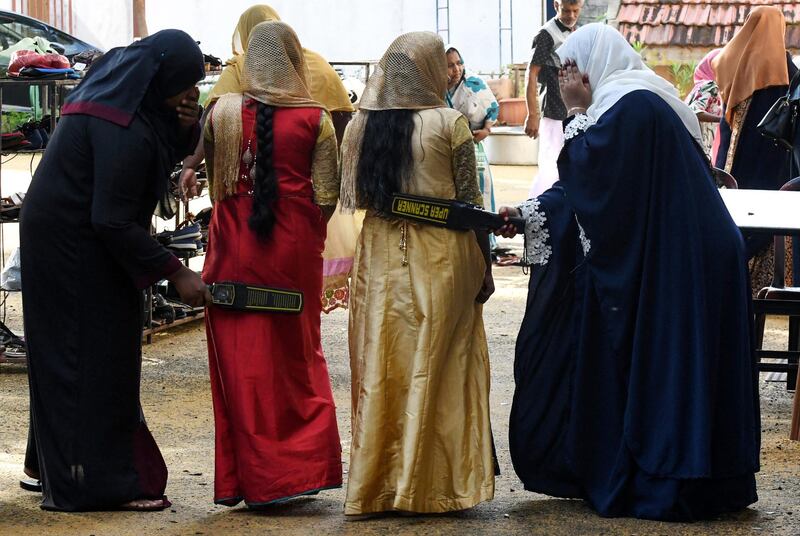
[19,478,42,493]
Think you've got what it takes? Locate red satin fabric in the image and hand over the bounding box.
[8,50,70,75]
[203,100,342,506]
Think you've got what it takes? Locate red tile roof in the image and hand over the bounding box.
[617,0,800,48]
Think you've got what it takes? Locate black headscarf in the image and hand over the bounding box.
[63,29,205,128]
[63,29,205,206]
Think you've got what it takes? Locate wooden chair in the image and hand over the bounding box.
[712,167,738,189]
[793,366,800,440]
[749,177,800,439]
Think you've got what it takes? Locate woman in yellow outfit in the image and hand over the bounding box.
[181,5,360,312]
[340,31,496,516]
[206,5,353,121]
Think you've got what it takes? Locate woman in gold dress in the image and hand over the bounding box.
[340,31,496,516]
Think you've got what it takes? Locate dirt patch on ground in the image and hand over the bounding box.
[1,167,798,535]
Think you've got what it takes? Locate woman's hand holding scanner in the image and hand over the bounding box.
[169,265,212,307]
[495,206,522,238]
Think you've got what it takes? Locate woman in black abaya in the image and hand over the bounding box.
[20,29,210,511]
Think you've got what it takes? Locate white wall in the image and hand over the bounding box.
[144,0,544,74]
[71,0,131,50]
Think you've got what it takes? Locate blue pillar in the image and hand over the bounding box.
[546,1,556,20]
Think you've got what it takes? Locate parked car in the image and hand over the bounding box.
[0,10,100,112]
[0,10,98,64]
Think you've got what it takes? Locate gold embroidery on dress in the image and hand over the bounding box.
[399,220,409,266]
[311,111,340,206]
[724,97,751,174]
[452,139,482,205]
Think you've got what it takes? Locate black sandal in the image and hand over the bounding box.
[19,478,42,493]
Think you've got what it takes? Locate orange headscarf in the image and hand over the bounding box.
[712,6,789,123]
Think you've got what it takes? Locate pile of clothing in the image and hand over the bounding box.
[7,49,76,79]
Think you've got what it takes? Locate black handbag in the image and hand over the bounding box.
[757,69,800,150]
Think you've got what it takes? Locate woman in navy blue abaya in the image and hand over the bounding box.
[500,24,759,521]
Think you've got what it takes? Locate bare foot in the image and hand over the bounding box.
[120,497,169,511]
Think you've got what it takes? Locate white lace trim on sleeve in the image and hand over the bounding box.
[518,198,552,266]
[576,216,591,257]
[564,113,595,141]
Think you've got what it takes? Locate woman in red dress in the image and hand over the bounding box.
[202,20,342,508]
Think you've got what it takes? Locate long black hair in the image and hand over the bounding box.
[250,103,278,239]
[355,109,416,213]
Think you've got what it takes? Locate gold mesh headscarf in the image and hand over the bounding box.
[241,21,322,109]
[358,31,447,111]
[340,31,448,210]
[210,21,323,200]
[231,5,280,56]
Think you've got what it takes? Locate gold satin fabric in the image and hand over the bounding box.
[206,5,353,112]
[345,108,494,514]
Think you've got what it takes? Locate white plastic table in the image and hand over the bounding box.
[719,189,800,234]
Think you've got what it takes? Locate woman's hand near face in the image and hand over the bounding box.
[559,60,592,114]
[495,206,522,238]
[176,86,201,129]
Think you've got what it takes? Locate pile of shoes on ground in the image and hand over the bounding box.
[0,192,25,222]
[146,283,204,326]
[0,321,26,364]
[1,116,53,152]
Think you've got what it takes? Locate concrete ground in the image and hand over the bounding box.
[1,166,798,535]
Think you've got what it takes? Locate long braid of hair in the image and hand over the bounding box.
[250,103,278,239]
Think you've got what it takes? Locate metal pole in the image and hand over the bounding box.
[499,0,514,71]
[510,0,514,66]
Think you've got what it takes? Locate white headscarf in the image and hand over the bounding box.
[557,23,703,146]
